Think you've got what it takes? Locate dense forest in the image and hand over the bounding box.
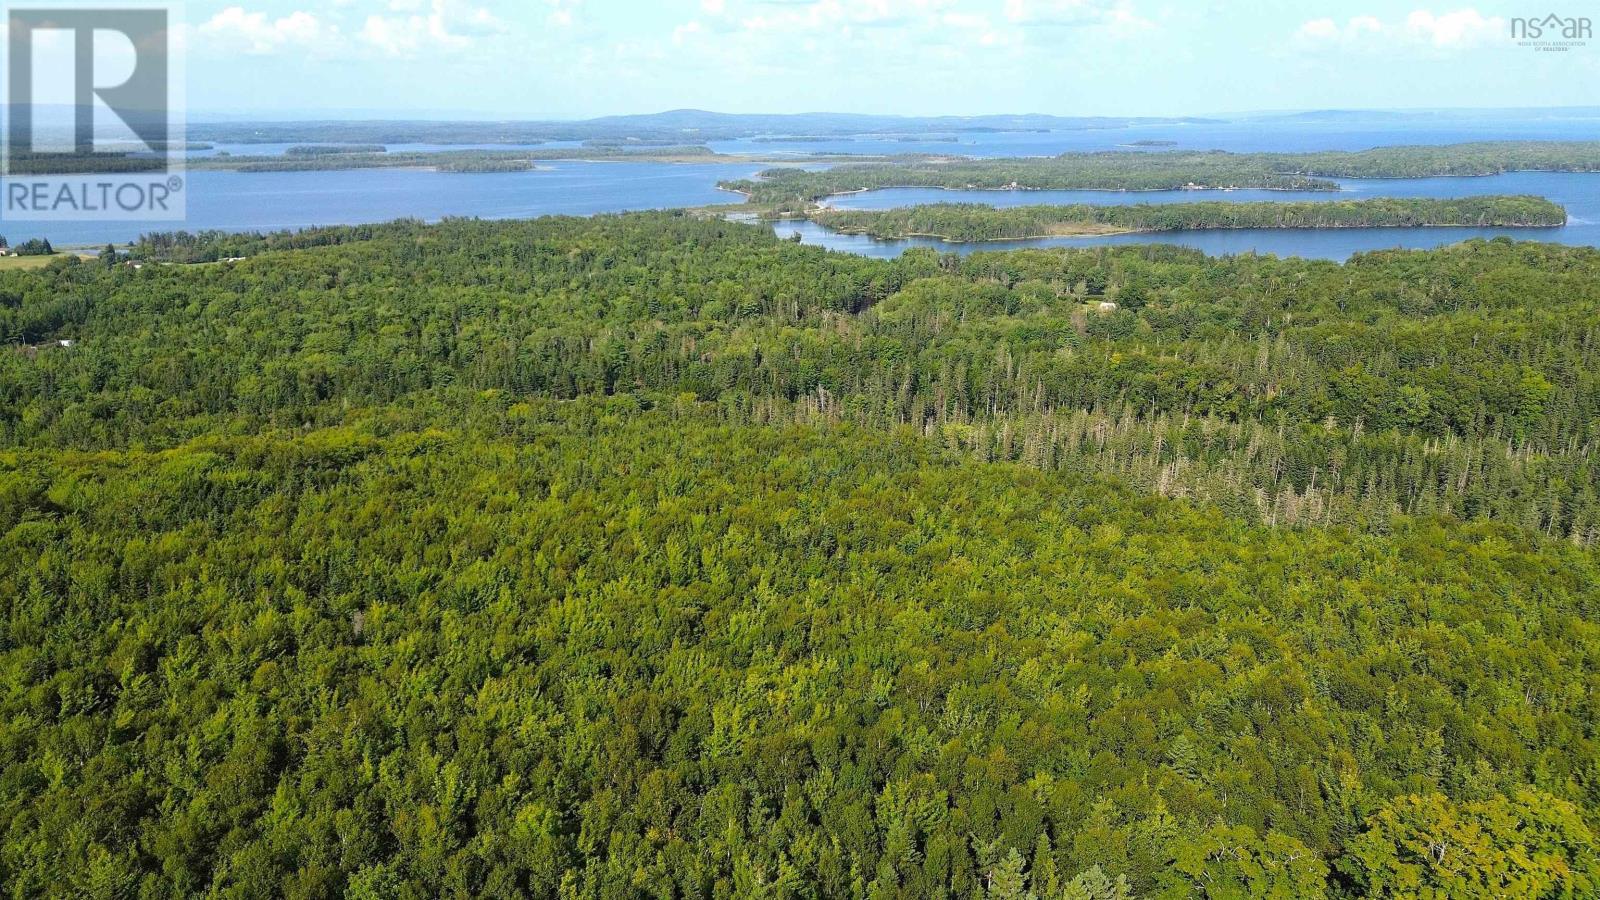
[67,214,1600,542]
[724,155,1342,208]
[4,213,1600,897]
[2,144,212,175]
[282,145,389,157]
[807,197,1569,242]
[724,141,1600,209]
[5,152,168,175]
[1280,141,1600,178]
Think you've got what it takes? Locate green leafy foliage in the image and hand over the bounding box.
[3,213,1600,896]
[723,142,1600,209]
[8,214,1598,538]
[1344,791,1599,898]
[5,400,1600,897]
[10,239,54,257]
[809,197,1569,242]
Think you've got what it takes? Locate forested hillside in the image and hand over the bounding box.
[724,141,1600,209]
[723,155,1343,208]
[4,214,1600,897]
[12,214,1600,538]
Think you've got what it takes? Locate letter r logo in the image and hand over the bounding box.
[7,8,170,157]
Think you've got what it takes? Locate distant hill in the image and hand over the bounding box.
[188,110,1224,145]
[1253,109,1417,122]
[1247,106,1600,123]
[583,109,1221,135]
[185,106,1600,146]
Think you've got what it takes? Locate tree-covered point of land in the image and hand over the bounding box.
[723,154,1344,208]
[5,213,1600,896]
[724,141,1600,209]
[283,144,389,156]
[1280,140,1600,178]
[4,152,168,175]
[808,196,1569,241]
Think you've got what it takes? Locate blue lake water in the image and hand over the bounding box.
[12,115,1600,261]
[818,172,1600,210]
[21,161,763,246]
[187,114,1600,161]
[781,172,1600,261]
[186,142,577,158]
[711,116,1600,158]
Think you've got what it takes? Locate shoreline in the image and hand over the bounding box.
[732,165,1600,209]
[801,183,1343,207]
[188,150,887,174]
[813,219,1569,244]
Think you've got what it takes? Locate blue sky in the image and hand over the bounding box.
[175,0,1600,118]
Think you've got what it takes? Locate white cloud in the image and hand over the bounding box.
[672,20,703,45]
[652,0,1158,81]
[1295,14,1381,42]
[1003,0,1151,32]
[1405,8,1504,47]
[197,7,332,55]
[941,11,1010,46]
[547,0,580,28]
[359,0,505,56]
[717,0,1150,48]
[1296,17,1338,40]
[1294,8,1506,52]
[740,0,962,34]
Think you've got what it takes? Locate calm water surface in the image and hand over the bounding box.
[15,117,1600,261]
[186,142,579,157]
[784,172,1600,261]
[25,161,762,246]
[712,117,1600,157]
